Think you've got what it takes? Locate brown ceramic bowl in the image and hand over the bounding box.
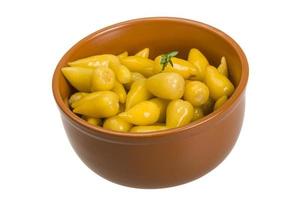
[52,17,248,188]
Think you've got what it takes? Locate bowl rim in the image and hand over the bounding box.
[52,17,249,139]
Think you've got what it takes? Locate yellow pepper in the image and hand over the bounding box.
[154,56,197,79]
[115,64,132,84]
[205,65,234,100]
[214,95,228,111]
[112,81,127,104]
[192,107,204,121]
[149,98,169,123]
[121,56,155,77]
[61,67,93,92]
[62,49,236,133]
[118,51,128,59]
[146,72,185,100]
[103,116,132,132]
[217,56,228,77]
[73,91,119,118]
[68,55,109,68]
[130,125,168,133]
[188,48,209,81]
[124,72,145,90]
[166,99,194,128]
[71,91,104,108]
[183,81,209,106]
[81,116,102,126]
[69,92,88,107]
[119,101,160,125]
[91,66,115,91]
[135,48,149,58]
[68,54,131,84]
[126,79,153,110]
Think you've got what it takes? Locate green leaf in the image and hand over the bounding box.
[169,59,174,67]
[167,51,178,58]
[160,51,179,71]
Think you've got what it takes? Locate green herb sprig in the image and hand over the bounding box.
[160,51,178,70]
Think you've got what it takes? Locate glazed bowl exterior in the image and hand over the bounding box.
[52,17,248,188]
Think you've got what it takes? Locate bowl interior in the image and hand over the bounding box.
[56,18,244,114]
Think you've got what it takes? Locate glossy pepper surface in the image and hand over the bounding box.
[119,101,160,125]
[188,48,209,81]
[146,72,185,100]
[166,99,194,128]
[205,65,234,100]
[73,91,119,118]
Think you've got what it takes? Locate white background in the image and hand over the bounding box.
[0,0,299,199]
